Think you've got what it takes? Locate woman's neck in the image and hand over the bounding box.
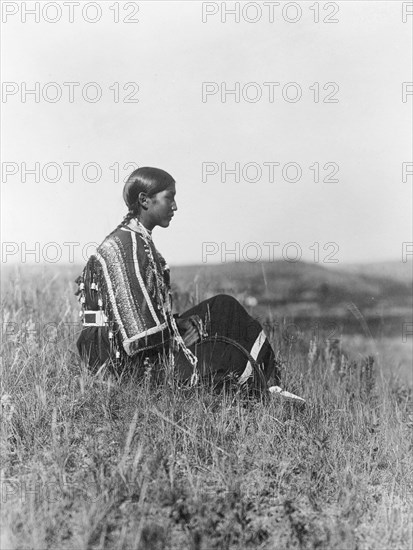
[136,210,155,232]
[127,217,152,237]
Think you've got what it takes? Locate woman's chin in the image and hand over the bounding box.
[159,219,171,228]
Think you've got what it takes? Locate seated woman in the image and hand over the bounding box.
[75,167,302,400]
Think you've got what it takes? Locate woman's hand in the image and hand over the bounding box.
[176,316,203,347]
[182,324,200,347]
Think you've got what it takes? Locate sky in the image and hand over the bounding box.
[1,0,412,267]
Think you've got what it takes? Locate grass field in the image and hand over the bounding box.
[1,264,412,550]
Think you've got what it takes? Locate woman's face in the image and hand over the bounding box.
[145,182,177,229]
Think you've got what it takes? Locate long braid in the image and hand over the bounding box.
[101,209,137,244]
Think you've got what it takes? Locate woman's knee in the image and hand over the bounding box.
[211,293,240,308]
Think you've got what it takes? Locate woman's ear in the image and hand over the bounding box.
[138,191,148,210]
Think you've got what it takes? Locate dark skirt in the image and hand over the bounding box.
[174,294,280,391]
[77,294,279,390]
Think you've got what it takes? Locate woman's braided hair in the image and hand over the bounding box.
[105,167,176,240]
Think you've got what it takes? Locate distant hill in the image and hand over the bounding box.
[326,261,413,284]
[169,260,412,341]
[171,260,412,312]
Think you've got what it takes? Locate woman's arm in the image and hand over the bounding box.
[96,229,172,356]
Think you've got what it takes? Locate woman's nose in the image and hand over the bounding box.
[172,201,178,211]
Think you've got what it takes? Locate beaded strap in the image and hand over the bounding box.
[133,220,199,385]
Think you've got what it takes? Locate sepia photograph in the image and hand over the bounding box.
[1,1,412,548]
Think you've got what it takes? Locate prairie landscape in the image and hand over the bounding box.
[1,260,412,550]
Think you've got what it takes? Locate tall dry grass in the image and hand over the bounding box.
[1,266,412,550]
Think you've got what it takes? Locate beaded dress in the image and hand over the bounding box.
[76,219,197,375]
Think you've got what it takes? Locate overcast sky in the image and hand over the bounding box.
[1,0,412,266]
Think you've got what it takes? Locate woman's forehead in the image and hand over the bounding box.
[155,183,175,196]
